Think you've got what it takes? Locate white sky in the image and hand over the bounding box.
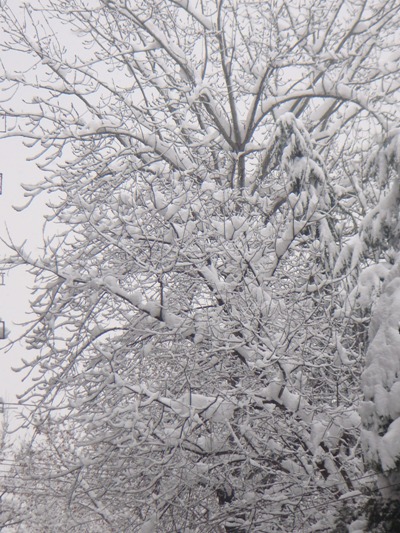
[0,135,44,406]
[0,1,88,424]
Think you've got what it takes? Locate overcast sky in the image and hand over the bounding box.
[0,135,44,406]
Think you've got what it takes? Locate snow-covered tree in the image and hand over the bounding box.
[353,131,400,532]
[0,409,24,530]
[0,0,399,530]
